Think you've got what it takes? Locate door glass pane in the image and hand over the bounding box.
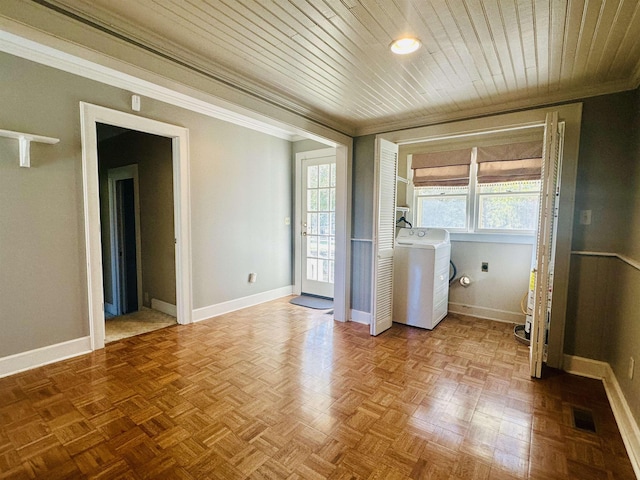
[307,235,318,258]
[329,188,335,210]
[319,189,329,211]
[330,213,335,236]
[318,259,329,282]
[306,259,317,280]
[318,236,329,259]
[330,163,336,187]
[329,236,335,260]
[329,260,334,283]
[308,165,318,189]
[319,213,329,235]
[319,164,330,187]
[307,213,318,234]
[307,190,318,211]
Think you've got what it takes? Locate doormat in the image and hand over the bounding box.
[290,295,333,310]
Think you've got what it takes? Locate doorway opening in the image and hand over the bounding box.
[97,124,178,342]
[372,104,581,376]
[294,148,337,310]
[81,103,192,350]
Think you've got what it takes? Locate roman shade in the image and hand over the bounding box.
[476,140,543,183]
[411,148,472,187]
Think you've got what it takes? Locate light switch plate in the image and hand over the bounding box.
[580,210,592,225]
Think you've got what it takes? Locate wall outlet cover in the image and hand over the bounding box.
[580,209,592,225]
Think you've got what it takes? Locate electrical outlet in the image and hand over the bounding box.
[580,210,592,225]
[481,262,489,272]
[629,357,635,380]
[284,217,291,225]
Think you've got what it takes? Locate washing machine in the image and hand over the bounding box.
[393,228,451,330]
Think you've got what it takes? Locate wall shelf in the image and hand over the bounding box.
[0,128,60,168]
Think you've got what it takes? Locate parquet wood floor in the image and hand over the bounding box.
[0,297,635,479]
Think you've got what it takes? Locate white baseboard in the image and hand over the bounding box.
[151,298,177,317]
[0,336,92,379]
[350,309,371,325]
[562,354,608,379]
[563,355,640,479]
[603,363,640,479]
[448,302,524,324]
[192,285,293,322]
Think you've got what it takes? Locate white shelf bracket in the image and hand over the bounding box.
[19,136,30,168]
[0,128,60,168]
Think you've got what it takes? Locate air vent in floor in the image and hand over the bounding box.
[572,407,596,433]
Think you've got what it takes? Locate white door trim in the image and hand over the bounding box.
[295,148,337,298]
[80,102,192,350]
[107,164,143,315]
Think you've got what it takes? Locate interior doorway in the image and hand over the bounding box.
[97,124,177,343]
[105,165,142,317]
[81,103,192,350]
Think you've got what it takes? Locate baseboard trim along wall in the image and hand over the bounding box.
[350,309,371,325]
[563,355,640,479]
[151,298,177,317]
[0,336,92,379]
[192,285,294,322]
[448,302,524,324]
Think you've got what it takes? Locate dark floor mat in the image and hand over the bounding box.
[289,295,333,310]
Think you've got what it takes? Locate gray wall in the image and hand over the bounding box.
[350,135,375,312]
[564,88,640,422]
[98,130,176,307]
[0,51,292,358]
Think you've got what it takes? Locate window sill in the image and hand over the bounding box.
[449,232,536,245]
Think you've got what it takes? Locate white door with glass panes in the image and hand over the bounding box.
[301,156,336,298]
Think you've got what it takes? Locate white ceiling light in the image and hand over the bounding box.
[390,37,421,55]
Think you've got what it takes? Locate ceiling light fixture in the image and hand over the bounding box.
[390,37,421,55]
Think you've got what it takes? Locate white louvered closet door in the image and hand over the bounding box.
[371,138,398,336]
[530,111,561,378]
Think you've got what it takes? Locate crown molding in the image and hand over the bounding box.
[0,2,355,142]
[355,79,636,137]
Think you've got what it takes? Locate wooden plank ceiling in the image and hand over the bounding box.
[44,0,640,135]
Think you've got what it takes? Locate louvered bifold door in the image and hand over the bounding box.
[371,138,398,336]
[530,111,561,378]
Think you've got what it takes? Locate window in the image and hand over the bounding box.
[476,180,541,232]
[416,185,468,231]
[412,141,542,234]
